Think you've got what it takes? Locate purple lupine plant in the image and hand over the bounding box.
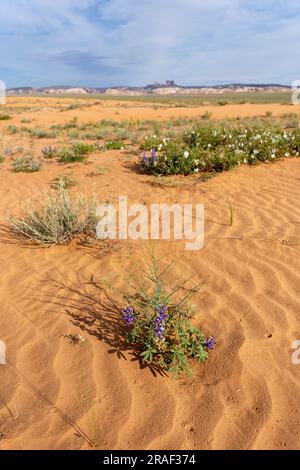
[143,151,149,166]
[154,304,167,340]
[204,336,216,350]
[123,306,135,326]
[151,147,157,163]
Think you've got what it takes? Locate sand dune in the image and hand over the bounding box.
[0,100,300,449]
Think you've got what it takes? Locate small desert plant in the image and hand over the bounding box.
[52,175,78,189]
[12,157,41,173]
[103,140,124,150]
[88,166,110,177]
[227,199,234,226]
[0,155,5,163]
[41,146,57,159]
[58,142,96,163]
[116,249,215,378]
[0,114,11,120]
[8,125,18,134]
[201,111,212,120]
[30,128,56,139]
[9,183,97,244]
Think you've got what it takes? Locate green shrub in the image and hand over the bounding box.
[30,128,56,139]
[103,140,124,150]
[12,157,41,173]
[58,142,96,163]
[9,183,97,244]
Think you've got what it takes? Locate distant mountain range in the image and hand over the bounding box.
[7,81,291,96]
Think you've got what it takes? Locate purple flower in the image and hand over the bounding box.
[151,148,156,163]
[154,305,167,340]
[123,306,135,326]
[143,151,149,166]
[204,336,216,350]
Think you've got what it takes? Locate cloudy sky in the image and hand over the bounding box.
[0,0,299,88]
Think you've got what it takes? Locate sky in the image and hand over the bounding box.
[0,0,299,88]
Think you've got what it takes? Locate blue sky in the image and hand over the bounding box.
[0,0,299,88]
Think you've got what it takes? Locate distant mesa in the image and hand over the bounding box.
[7,81,290,96]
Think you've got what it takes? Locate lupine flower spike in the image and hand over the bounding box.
[143,151,149,166]
[204,336,216,350]
[154,305,167,340]
[123,306,135,326]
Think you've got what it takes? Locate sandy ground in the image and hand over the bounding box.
[0,98,300,450]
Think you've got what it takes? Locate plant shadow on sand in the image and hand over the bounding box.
[41,272,168,377]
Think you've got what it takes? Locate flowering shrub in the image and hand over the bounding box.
[121,251,215,377]
[141,125,300,175]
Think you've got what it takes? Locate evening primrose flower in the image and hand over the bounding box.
[183,150,189,159]
[194,168,199,173]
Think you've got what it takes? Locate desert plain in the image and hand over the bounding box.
[0,95,299,450]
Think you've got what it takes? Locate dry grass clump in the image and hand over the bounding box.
[9,183,97,244]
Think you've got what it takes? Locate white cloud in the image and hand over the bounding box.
[0,0,299,86]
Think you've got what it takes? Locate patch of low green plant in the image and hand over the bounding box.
[58,142,97,163]
[12,157,41,173]
[30,128,56,139]
[8,124,18,134]
[103,140,124,150]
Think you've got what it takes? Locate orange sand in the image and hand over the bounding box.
[0,98,299,449]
